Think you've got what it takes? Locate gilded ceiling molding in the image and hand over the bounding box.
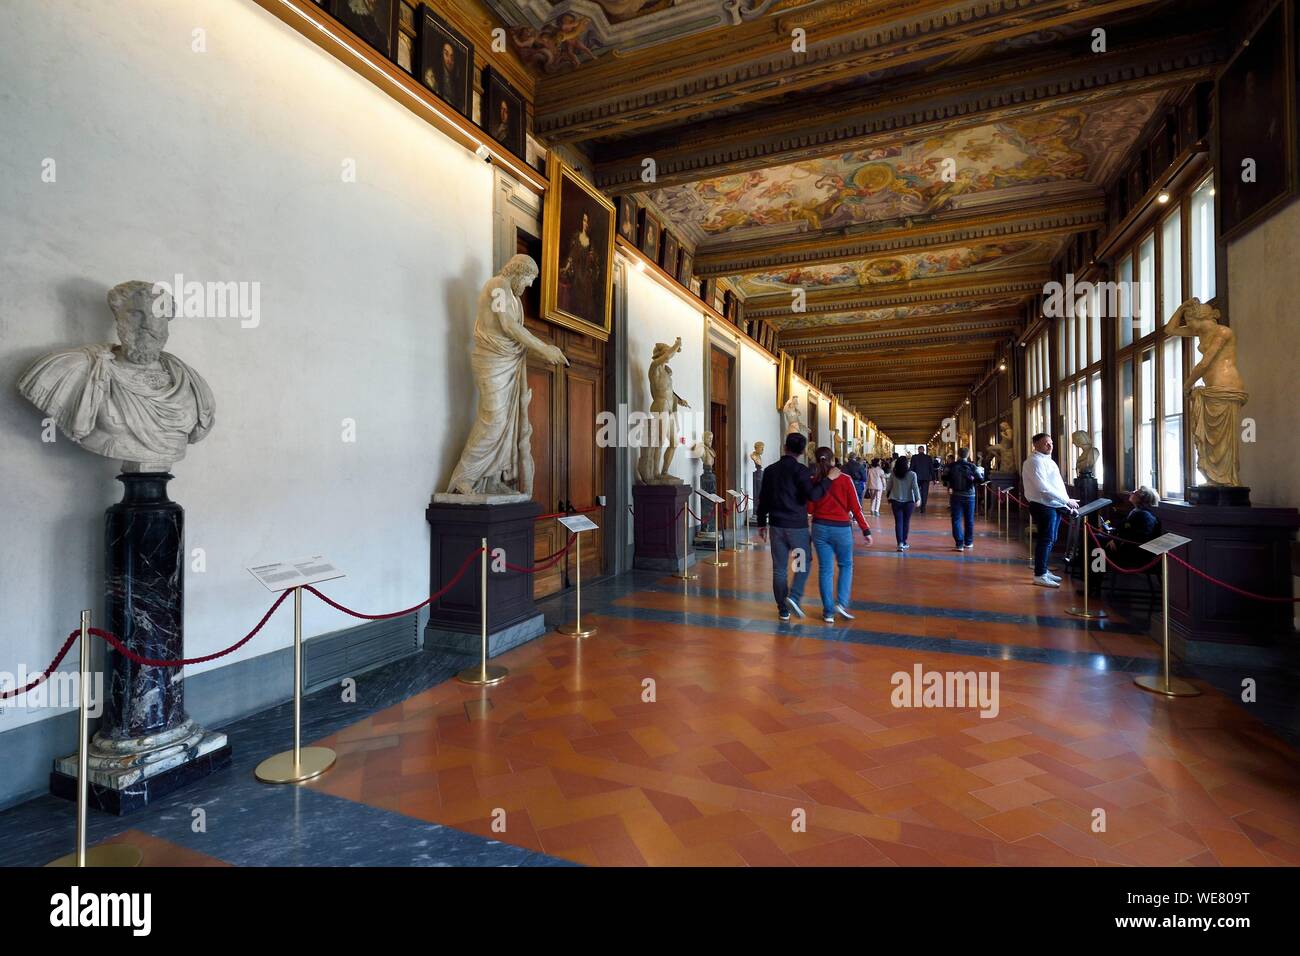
[534,0,1170,139]
[694,200,1104,277]
[743,270,1045,316]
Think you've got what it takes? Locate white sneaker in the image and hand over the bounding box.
[1045,571,1062,582]
[953,546,965,552]
[786,597,806,618]
[964,544,974,551]
[1033,574,1060,588]
[897,545,905,552]
[835,604,855,620]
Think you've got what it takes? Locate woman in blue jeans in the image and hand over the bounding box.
[886,456,922,551]
[807,447,873,622]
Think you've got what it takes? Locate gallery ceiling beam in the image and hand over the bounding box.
[534,0,1174,144]
[593,30,1221,193]
[744,269,1046,318]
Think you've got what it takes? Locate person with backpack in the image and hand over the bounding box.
[845,453,867,502]
[942,446,985,552]
[808,446,873,622]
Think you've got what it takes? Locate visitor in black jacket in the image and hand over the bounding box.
[1106,486,1161,567]
[909,445,935,512]
[756,432,832,620]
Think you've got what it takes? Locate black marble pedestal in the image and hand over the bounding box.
[751,467,763,524]
[632,483,696,573]
[423,498,545,659]
[1159,501,1300,667]
[695,467,720,540]
[1188,485,1251,507]
[1074,475,1100,506]
[51,473,229,815]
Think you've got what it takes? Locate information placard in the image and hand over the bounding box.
[726,489,742,498]
[1140,532,1193,556]
[697,491,725,504]
[247,556,345,592]
[557,514,599,534]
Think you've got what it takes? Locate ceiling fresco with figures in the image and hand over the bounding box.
[729,239,1055,298]
[490,0,790,73]
[651,97,1164,247]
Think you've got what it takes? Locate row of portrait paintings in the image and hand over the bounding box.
[320,0,527,160]
[616,196,697,292]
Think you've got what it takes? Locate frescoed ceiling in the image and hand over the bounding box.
[496,0,1230,440]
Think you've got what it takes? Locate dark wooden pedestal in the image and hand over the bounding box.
[632,483,696,573]
[423,499,545,657]
[1159,501,1299,667]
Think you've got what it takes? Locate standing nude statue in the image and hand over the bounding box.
[635,337,689,484]
[1166,297,1248,487]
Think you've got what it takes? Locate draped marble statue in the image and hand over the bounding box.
[1166,297,1248,487]
[782,394,807,440]
[985,420,1014,472]
[635,337,689,484]
[18,280,215,471]
[443,255,569,500]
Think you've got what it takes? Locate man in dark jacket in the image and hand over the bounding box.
[756,432,832,620]
[910,444,935,512]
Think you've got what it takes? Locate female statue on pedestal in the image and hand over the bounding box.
[1166,297,1248,487]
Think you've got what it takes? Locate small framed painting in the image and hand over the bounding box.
[420,9,474,118]
[330,0,397,60]
[638,208,661,263]
[660,231,680,277]
[616,195,639,244]
[398,0,415,33]
[481,66,527,159]
[677,249,694,286]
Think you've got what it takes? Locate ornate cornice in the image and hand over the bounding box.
[744,269,1044,317]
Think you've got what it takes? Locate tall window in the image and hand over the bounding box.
[1026,330,1050,442]
[1058,285,1102,482]
[1111,168,1212,499]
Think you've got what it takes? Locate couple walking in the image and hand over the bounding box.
[755,433,873,623]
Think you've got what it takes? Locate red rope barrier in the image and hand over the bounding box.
[0,629,79,700]
[305,546,484,620]
[505,534,576,573]
[533,504,603,522]
[1168,552,1300,603]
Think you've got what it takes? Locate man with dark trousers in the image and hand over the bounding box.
[910,444,935,513]
[755,432,832,620]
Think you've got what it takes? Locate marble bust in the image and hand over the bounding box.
[692,430,716,470]
[1072,429,1099,478]
[635,337,689,485]
[1166,297,1248,487]
[750,441,764,471]
[17,280,215,472]
[986,420,1014,472]
[442,254,569,500]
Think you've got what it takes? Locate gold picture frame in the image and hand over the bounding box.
[777,352,793,411]
[542,154,615,341]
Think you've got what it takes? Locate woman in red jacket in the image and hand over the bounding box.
[808,446,873,623]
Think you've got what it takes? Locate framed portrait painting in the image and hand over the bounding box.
[542,155,615,340]
[330,0,397,60]
[419,8,474,118]
[616,196,639,245]
[1215,0,1295,241]
[660,231,680,278]
[481,66,527,159]
[677,249,694,286]
[638,208,661,263]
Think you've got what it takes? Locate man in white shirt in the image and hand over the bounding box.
[1021,433,1079,588]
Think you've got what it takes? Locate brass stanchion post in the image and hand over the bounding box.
[1134,552,1200,697]
[1068,524,1107,620]
[47,611,142,867]
[256,587,337,782]
[557,532,596,638]
[458,538,508,685]
[704,502,728,567]
[673,507,697,580]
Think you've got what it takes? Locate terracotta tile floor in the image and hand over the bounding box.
[307,506,1300,866]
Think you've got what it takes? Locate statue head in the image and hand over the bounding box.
[701,430,713,446]
[500,254,539,295]
[999,421,1012,440]
[1071,429,1091,448]
[108,281,171,366]
[1180,297,1221,332]
[754,441,765,454]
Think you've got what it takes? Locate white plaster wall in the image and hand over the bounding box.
[1227,197,1300,509]
[624,267,707,487]
[0,0,493,730]
[737,341,778,478]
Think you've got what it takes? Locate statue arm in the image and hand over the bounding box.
[1164,302,1194,337]
[500,299,569,367]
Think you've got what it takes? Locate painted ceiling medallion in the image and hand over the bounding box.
[773,296,1027,332]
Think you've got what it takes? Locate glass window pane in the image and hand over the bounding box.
[1190,175,1216,302]
[1139,348,1156,491]
[1162,338,1184,498]
[1119,254,1134,347]
[1161,208,1182,323]
[1089,286,1101,364]
[1138,235,1156,338]
[1091,370,1104,486]
[1121,357,1135,490]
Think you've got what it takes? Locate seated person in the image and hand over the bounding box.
[1104,486,1161,567]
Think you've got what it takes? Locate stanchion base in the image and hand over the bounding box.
[456,663,508,686]
[732,542,755,551]
[1066,607,1109,619]
[704,559,729,567]
[557,623,597,638]
[46,844,144,868]
[672,571,698,580]
[1133,674,1201,698]
[255,746,337,784]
